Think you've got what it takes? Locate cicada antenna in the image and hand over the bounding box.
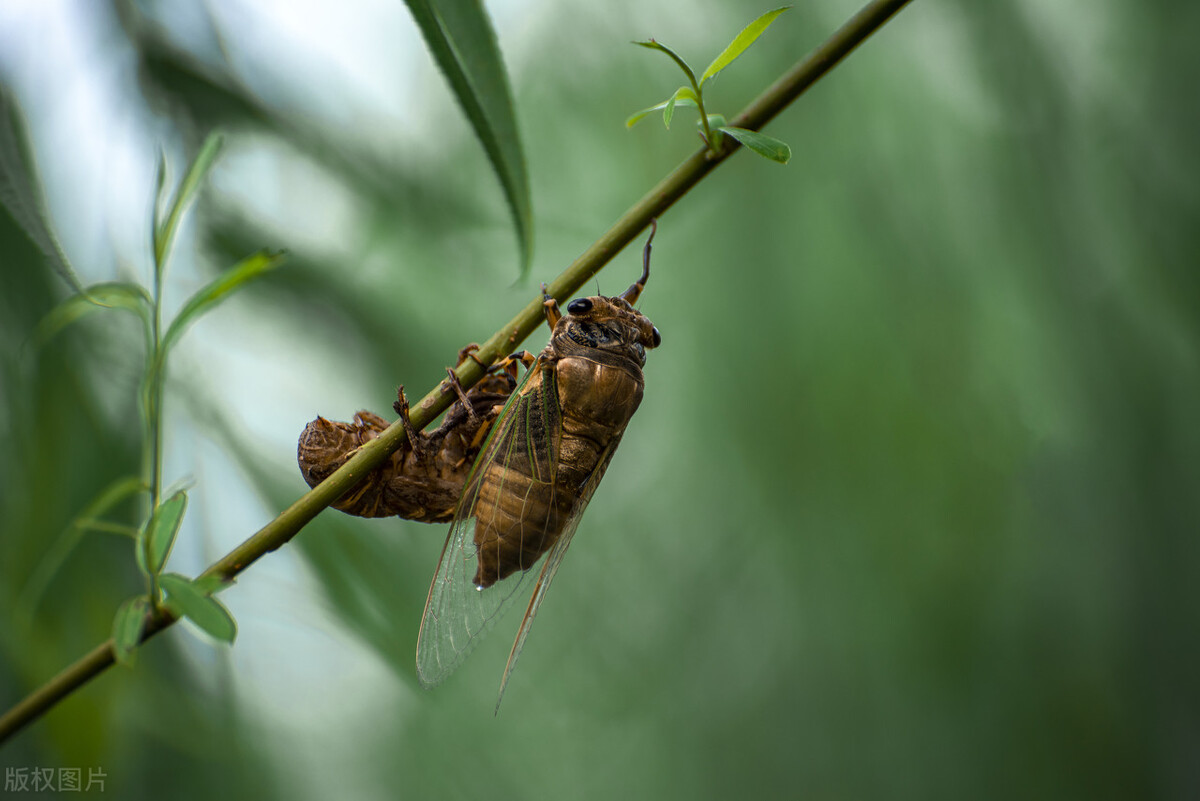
[620,218,657,305]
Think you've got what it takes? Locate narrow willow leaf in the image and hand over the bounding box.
[134,526,148,577]
[32,282,152,348]
[633,39,698,88]
[626,96,700,129]
[161,250,286,356]
[146,490,188,575]
[112,596,151,667]
[161,573,237,643]
[155,132,224,271]
[403,0,532,275]
[151,149,167,260]
[717,126,792,163]
[76,520,141,537]
[663,86,700,129]
[700,7,791,86]
[0,87,83,293]
[15,476,147,624]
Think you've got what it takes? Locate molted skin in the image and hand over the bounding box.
[297,365,518,522]
[471,293,660,587]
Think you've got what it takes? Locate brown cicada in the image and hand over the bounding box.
[417,221,662,706]
[297,348,529,523]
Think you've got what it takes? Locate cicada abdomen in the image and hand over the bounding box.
[417,220,662,702]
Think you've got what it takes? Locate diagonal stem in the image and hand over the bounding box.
[0,0,912,747]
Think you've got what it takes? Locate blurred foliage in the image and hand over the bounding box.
[2,0,1198,799]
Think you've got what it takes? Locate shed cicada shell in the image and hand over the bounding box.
[417,221,662,706]
[297,347,528,523]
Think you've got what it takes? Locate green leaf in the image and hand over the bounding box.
[161,573,237,643]
[403,0,532,276]
[134,528,148,576]
[0,87,83,293]
[193,573,235,595]
[700,7,791,86]
[155,132,224,271]
[634,39,698,88]
[717,126,792,163]
[112,596,151,667]
[663,86,700,130]
[32,282,152,348]
[145,490,188,575]
[706,114,729,149]
[151,149,167,261]
[15,476,147,625]
[626,93,700,129]
[161,250,286,355]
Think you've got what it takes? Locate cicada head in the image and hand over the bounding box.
[551,221,662,369]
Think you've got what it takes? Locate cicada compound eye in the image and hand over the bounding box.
[567,298,593,315]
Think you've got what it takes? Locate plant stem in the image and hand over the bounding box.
[145,250,165,605]
[0,0,912,747]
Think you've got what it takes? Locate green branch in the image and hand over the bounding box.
[0,0,912,747]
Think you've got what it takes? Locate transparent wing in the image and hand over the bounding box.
[492,434,623,710]
[415,364,558,688]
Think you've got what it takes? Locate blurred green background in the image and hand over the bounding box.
[2,0,1197,798]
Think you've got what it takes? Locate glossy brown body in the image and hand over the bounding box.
[297,363,518,522]
[470,289,660,587]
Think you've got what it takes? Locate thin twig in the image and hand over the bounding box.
[0,0,912,746]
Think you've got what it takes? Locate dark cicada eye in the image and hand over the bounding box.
[651,327,661,348]
[567,298,593,315]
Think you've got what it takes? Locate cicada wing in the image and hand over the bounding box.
[493,434,625,710]
[415,512,536,688]
[415,364,560,688]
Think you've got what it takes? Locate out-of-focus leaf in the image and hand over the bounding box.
[160,573,237,643]
[112,596,151,667]
[151,148,167,259]
[634,39,698,87]
[193,573,234,595]
[700,7,791,86]
[161,250,286,355]
[717,126,792,163]
[145,490,188,575]
[155,132,223,271]
[625,94,699,129]
[32,282,152,349]
[707,114,728,149]
[15,476,147,625]
[403,0,532,275]
[0,87,82,292]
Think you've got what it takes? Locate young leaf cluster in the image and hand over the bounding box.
[30,132,280,665]
[627,7,792,164]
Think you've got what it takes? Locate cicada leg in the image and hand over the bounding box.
[541,283,562,328]
[457,343,487,370]
[495,350,536,379]
[392,385,433,462]
[442,366,479,422]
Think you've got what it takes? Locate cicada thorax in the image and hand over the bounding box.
[469,286,661,588]
[297,352,525,522]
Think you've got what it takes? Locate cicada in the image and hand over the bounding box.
[297,348,528,522]
[417,221,662,706]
